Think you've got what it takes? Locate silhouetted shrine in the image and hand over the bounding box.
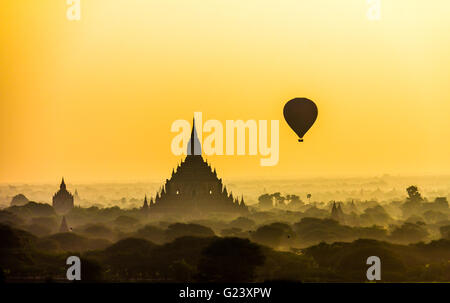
[146,120,248,216]
[52,178,74,215]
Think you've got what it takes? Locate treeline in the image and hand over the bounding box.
[249,218,437,248]
[1,223,450,282]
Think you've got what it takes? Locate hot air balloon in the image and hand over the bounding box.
[283,98,318,142]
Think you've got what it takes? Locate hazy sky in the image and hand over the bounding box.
[1,0,449,183]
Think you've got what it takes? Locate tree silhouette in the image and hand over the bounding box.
[258,194,273,209]
[80,258,103,282]
[406,186,423,203]
[197,238,265,282]
[272,192,285,207]
[251,223,295,248]
[165,223,215,242]
[440,225,450,240]
[389,222,429,244]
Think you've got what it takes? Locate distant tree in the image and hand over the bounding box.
[151,236,216,279]
[45,232,110,252]
[10,194,29,206]
[220,227,248,238]
[303,206,329,218]
[24,224,52,237]
[0,224,37,277]
[251,223,295,248]
[433,197,449,210]
[405,215,425,224]
[169,259,196,282]
[135,225,166,244]
[286,195,303,209]
[440,225,450,240]
[81,224,114,239]
[81,258,103,282]
[293,217,355,245]
[0,210,23,226]
[401,186,425,219]
[229,217,255,230]
[406,186,424,203]
[99,238,158,279]
[418,261,450,282]
[272,192,285,207]
[0,223,36,250]
[355,225,388,240]
[34,238,61,252]
[258,194,273,209]
[30,216,58,235]
[7,202,55,217]
[307,194,312,203]
[165,223,215,242]
[114,215,139,226]
[422,210,447,224]
[197,238,265,282]
[255,248,315,282]
[360,205,392,225]
[389,222,429,244]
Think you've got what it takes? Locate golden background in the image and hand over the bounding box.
[1,0,449,183]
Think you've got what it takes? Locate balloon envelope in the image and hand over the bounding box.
[283,98,318,142]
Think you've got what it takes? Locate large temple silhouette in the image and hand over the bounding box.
[52,178,74,215]
[147,120,248,216]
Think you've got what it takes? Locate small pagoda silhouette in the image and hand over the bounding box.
[330,201,344,222]
[59,216,70,233]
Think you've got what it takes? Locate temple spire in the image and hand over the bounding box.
[191,118,195,155]
[187,118,201,156]
[142,195,149,210]
[60,177,66,190]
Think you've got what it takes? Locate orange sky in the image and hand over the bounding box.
[1,0,450,184]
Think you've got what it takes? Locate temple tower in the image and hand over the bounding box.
[150,120,247,216]
[52,178,74,215]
